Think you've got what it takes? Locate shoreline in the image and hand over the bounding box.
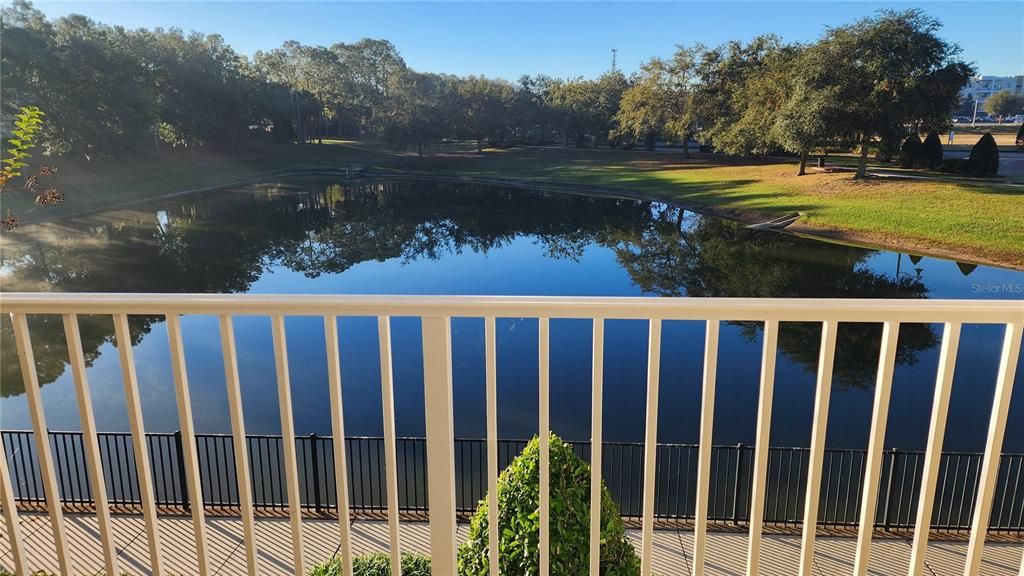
[7,167,1023,272]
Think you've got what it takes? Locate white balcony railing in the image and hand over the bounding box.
[1,293,1021,576]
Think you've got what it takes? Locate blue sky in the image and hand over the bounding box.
[31,1,1024,79]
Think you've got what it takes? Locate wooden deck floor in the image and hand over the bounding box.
[1,512,1022,575]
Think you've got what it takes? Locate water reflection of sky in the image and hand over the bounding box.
[0,178,1021,453]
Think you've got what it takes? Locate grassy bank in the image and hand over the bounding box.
[3,142,1022,269]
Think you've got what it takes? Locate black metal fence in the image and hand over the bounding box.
[3,430,1022,533]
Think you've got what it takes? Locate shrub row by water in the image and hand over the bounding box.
[899,131,1000,176]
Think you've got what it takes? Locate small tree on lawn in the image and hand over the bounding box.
[921,131,943,170]
[771,82,833,176]
[968,132,999,176]
[898,134,923,168]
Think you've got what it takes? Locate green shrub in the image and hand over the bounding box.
[309,552,432,576]
[968,132,1000,176]
[457,434,639,576]
[897,134,923,168]
[921,131,943,170]
[938,158,971,174]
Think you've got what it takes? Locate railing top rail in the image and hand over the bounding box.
[1,293,1020,323]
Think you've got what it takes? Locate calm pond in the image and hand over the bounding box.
[2,177,1022,453]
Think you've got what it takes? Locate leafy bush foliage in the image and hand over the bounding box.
[897,134,923,168]
[0,106,45,190]
[921,131,943,170]
[968,133,999,176]
[309,553,432,576]
[457,434,639,576]
[1016,123,1024,151]
[938,158,970,174]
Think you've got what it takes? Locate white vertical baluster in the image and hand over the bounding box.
[12,313,73,574]
[693,319,720,576]
[746,319,780,576]
[0,426,29,576]
[378,316,402,576]
[590,317,605,576]
[220,315,258,575]
[853,321,901,576]
[964,322,1021,576]
[640,319,663,576]
[113,313,163,575]
[485,317,500,576]
[324,316,354,576]
[166,314,210,576]
[539,317,551,576]
[271,315,305,576]
[907,323,961,576]
[63,313,118,576]
[422,316,457,575]
[798,321,838,576]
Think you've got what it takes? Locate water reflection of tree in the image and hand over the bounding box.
[609,209,937,388]
[0,314,151,397]
[272,182,644,276]
[0,180,934,394]
[0,181,647,393]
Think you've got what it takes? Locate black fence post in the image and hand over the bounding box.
[174,430,190,511]
[310,433,322,513]
[882,447,898,531]
[732,443,744,524]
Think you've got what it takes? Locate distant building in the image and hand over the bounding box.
[960,75,1024,108]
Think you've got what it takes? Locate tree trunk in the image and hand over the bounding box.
[854,137,870,179]
[681,133,690,159]
[417,142,423,157]
[476,138,483,153]
[291,92,303,143]
[796,150,808,176]
[644,132,656,151]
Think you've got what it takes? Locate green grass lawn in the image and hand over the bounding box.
[3,142,1022,269]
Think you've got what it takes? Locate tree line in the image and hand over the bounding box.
[3,1,973,178]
